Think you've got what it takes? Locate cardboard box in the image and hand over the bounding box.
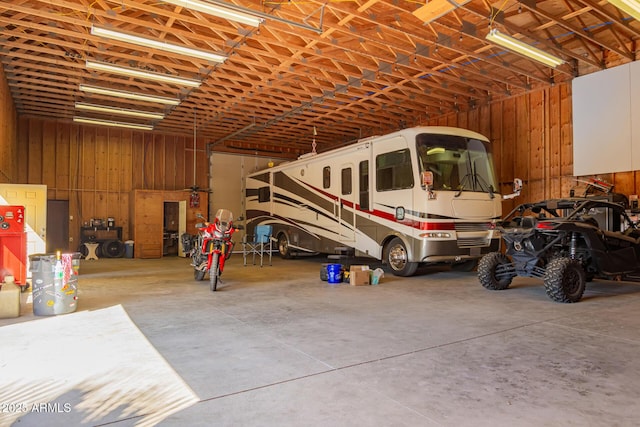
[349,265,370,286]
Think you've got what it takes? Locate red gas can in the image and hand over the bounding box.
[0,205,27,285]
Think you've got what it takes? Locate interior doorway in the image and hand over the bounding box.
[47,200,69,252]
[163,202,180,256]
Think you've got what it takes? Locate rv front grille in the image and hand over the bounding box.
[455,222,492,232]
[457,236,491,248]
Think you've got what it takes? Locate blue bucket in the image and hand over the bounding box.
[327,264,342,284]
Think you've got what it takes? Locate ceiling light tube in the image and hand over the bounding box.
[86,60,201,87]
[485,28,564,68]
[607,0,640,21]
[91,26,227,63]
[75,102,165,120]
[163,0,263,27]
[79,85,181,105]
[73,116,154,131]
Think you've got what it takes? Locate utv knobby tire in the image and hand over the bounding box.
[544,258,586,303]
[477,252,512,290]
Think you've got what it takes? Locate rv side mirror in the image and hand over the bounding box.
[502,178,523,200]
[395,206,405,220]
[513,178,523,193]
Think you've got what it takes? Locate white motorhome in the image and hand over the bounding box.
[245,126,510,276]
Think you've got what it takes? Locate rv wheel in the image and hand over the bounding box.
[385,237,418,277]
[278,233,292,259]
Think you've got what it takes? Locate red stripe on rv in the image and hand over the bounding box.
[300,180,455,231]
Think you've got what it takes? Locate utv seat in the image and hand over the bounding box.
[520,216,537,229]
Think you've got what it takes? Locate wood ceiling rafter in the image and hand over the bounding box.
[373,4,558,89]
[578,0,640,39]
[0,0,536,129]
[245,38,484,122]
[306,0,557,92]
[462,2,603,70]
[85,1,476,130]
[2,0,639,153]
[518,0,632,60]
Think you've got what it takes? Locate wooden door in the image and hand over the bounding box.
[133,191,163,258]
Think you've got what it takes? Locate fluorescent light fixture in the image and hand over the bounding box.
[86,60,202,87]
[413,0,471,23]
[79,85,181,105]
[607,0,640,21]
[91,25,227,63]
[485,28,564,68]
[75,102,165,120]
[73,116,154,131]
[164,0,263,27]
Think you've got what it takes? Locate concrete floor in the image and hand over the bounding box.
[2,253,640,426]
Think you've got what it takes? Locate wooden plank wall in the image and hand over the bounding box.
[423,83,599,212]
[0,63,18,183]
[16,117,209,251]
[8,81,640,254]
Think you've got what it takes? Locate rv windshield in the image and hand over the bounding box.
[416,133,498,195]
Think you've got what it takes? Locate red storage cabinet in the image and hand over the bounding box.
[0,205,27,285]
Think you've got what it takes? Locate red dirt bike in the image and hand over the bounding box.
[186,209,242,291]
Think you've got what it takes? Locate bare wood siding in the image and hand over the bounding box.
[16,117,209,251]
[427,83,582,211]
[0,63,18,184]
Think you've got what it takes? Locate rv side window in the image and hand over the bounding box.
[376,149,414,191]
[258,186,270,203]
[359,160,369,210]
[323,166,331,189]
[341,167,352,195]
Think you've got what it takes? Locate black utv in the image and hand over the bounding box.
[477,198,640,303]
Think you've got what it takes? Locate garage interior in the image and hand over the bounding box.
[1,0,640,425]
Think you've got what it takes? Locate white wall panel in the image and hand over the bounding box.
[631,61,640,172]
[209,153,271,223]
[572,64,632,176]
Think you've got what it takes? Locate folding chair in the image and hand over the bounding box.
[242,224,273,266]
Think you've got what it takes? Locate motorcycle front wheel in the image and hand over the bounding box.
[210,252,220,292]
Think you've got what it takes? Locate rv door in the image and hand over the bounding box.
[338,164,356,244]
